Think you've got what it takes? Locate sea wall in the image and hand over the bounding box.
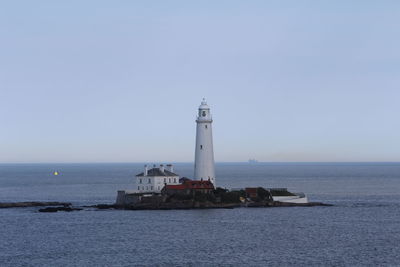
[272,196,308,203]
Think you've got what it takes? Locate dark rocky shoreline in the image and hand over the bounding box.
[88,201,332,211]
[0,202,71,209]
[249,201,333,207]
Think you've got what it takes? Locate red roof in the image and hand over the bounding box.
[164,179,214,190]
[165,184,186,190]
[245,188,258,194]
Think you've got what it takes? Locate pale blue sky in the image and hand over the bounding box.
[1,1,399,163]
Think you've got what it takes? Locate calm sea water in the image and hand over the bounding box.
[1,163,400,266]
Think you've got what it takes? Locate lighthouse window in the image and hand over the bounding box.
[139,179,142,184]
[148,178,151,184]
[205,125,208,129]
[200,145,203,149]
[202,111,206,117]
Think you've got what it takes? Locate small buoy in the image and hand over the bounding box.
[53,171,59,176]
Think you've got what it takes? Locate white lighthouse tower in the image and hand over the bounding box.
[194,98,216,186]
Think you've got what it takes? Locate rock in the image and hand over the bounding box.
[247,201,271,207]
[38,206,82,212]
[83,204,118,209]
[272,201,333,207]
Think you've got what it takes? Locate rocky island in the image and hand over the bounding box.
[109,100,332,212]
[110,183,331,211]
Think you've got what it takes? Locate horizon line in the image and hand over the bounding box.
[1,161,400,165]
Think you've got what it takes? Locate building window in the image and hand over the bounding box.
[148,178,151,184]
[164,178,166,183]
[138,186,140,190]
[151,186,153,190]
[158,186,160,190]
[169,178,171,183]
[139,179,142,184]
[174,178,176,183]
[200,145,203,149]
[146,186,148,190]
[205,125,207,129]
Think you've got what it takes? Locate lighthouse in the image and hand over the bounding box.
[194,98,216,186]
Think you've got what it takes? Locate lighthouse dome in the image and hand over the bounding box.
[199,98,210,109]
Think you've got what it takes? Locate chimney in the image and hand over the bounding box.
[167,164,173,172]
[144,165,148,176]
[160,164,165,173]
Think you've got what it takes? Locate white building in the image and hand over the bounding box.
[135,164,180,193]
[194,99,216,186]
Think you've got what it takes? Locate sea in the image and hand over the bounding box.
[1,162,400,266]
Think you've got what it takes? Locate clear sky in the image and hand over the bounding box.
[1,1,399,163]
